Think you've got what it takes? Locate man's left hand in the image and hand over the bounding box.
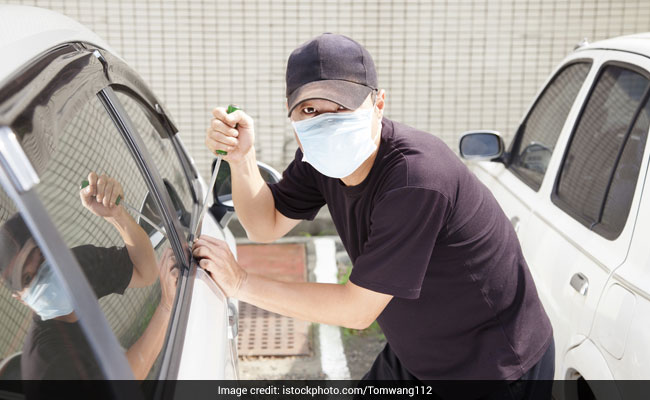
[192,235,247,298]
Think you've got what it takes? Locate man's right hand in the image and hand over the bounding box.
[79,172,124,219]
[206,107,255,165]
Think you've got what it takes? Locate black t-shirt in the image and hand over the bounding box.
[21,245,133,380]
[268,118,553,380]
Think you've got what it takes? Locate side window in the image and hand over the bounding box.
[114,91,195,233]
[1,194,97,382]
[554,65,650,239]
[510,62,592,190]
[23,96,178,380]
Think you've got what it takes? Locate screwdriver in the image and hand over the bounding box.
[80,180,166,236]
[193,104,240,239]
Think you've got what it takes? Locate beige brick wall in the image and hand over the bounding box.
[7,0,650,180]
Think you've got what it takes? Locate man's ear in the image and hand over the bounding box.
[375,89,386,116]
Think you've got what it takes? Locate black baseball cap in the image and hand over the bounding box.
[0,214,34,290]
[286,33,378,117]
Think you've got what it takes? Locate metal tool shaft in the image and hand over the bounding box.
[193,104,240,239]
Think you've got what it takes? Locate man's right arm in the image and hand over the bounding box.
[207,107,300,243]
[229,152,300,242]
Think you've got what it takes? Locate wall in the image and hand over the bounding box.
[6,0,650,179]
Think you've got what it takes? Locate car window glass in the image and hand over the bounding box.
[555,65,650,239]
[114,92,194,233]
[0,192,97,384]
[600,100,650,235]
[510,62,592,190]
[24,96,178,380]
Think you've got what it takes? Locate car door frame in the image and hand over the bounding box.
[95,49,238,382]
[0,40,206,387]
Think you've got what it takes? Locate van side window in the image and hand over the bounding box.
[554,65,650,239]
[510,62,591,190]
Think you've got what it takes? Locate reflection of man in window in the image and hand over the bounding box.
[0,173,177,381]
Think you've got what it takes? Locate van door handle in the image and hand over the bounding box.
[570,273,589,296]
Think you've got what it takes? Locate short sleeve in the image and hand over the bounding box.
[349,187,451,299]
[71,245,134,298]
[267,148,326,221]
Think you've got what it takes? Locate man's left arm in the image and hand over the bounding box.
[192,236,392,329]
[192,186,451,327]
[126,248,178,379]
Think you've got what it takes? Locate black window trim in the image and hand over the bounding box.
[109,85,200,206]
[508,59,594,191]
[87,46,203,384]
[97,87,194,382]
[102,85,207,383]
[550,60,650,240]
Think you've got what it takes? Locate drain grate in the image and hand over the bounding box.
[237,301,310,357]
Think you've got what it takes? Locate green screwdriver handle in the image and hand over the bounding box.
[216,104,241,156]
[81,180,121,205]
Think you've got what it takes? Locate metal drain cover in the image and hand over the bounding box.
[237,301,311,357]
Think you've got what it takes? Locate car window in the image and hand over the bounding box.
[114,91,195,235]
[554,65,650,239]
[22,96,178,380]
[510,62,592,190]
[1,191,101,383]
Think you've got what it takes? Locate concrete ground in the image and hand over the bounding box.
[236,236,386,380]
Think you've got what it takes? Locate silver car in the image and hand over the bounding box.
[0,5,278,394]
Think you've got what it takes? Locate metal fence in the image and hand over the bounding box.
[5,0,650,181]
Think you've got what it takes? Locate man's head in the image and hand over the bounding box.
[286,33,378,118]
[1,215,75,321]
[0,214,43,296]
[285,34,387,180]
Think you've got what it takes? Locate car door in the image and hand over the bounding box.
[585,64,650,383]
[107,88,238,379]
[600,163,650,383]
[27,85,186,382]
[0,42,192,399]
[516,50,650,380]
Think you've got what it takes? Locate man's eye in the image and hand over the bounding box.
[303,107,316,114]
[22,274,33,288]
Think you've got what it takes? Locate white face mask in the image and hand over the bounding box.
[292,108,378,178]
[21,260,74,321]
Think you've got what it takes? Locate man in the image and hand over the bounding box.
[194,33,554,398]
[0,172,178,382]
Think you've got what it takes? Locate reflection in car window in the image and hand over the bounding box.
[510,62,591,190]
[556,65,650,239]
[22,97,178,380]
[0,192,78,384]
[115,92,195,231]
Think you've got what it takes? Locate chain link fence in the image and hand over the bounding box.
[6,0,650,180]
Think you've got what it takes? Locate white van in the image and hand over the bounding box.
[460,33,650,400]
